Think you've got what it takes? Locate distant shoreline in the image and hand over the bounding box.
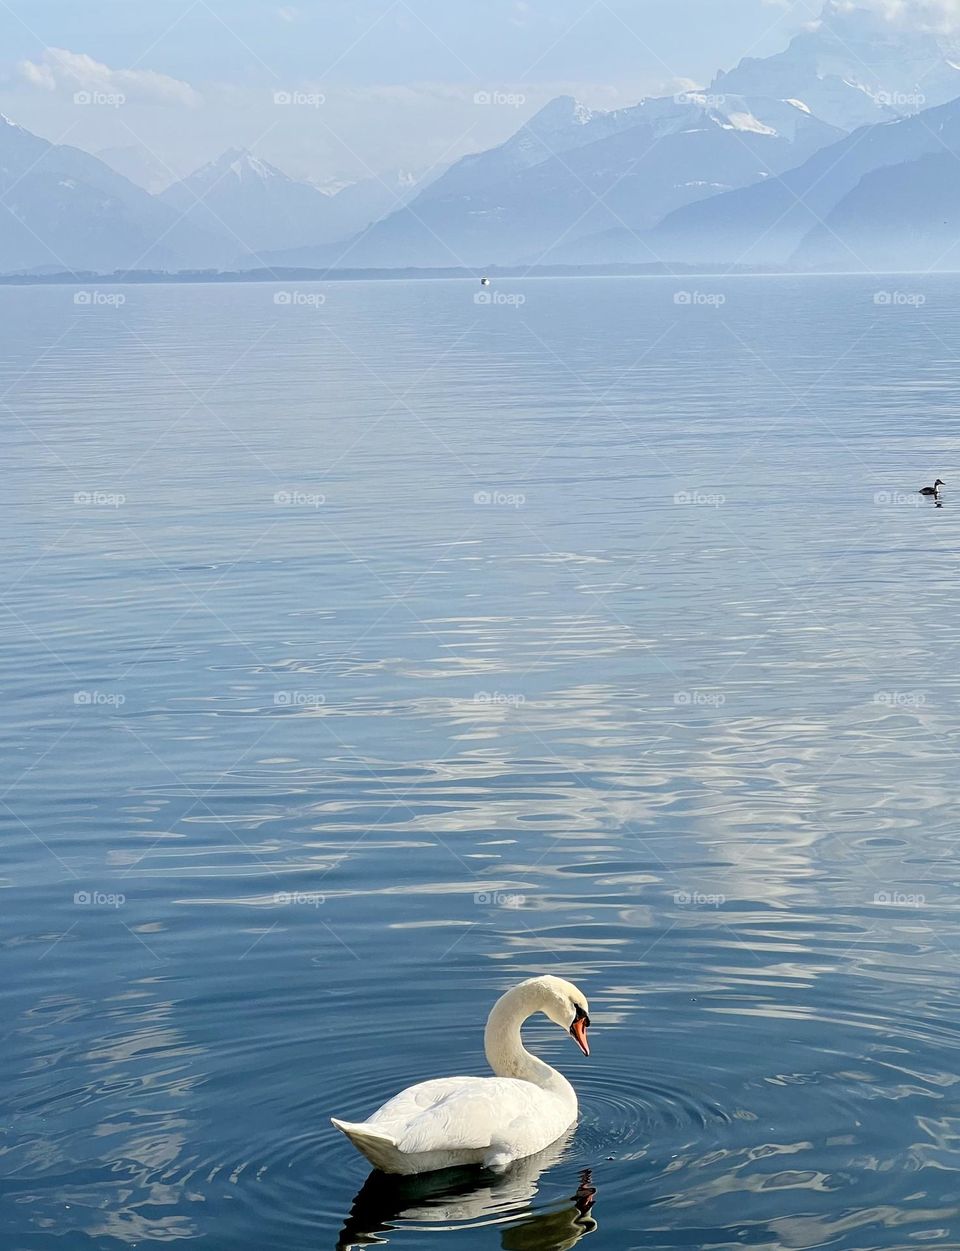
[1,264,956,287]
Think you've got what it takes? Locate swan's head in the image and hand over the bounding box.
[528,975,591,1056]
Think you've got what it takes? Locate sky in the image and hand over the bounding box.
[0,0,949,190]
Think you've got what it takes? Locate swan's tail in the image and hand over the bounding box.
[331,1117,403,1172]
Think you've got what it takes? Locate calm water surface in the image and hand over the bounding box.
[2,275,960,1250]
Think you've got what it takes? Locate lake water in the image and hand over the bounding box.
[3,274,960,1250]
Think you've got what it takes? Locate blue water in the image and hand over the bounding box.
[3,274,960,1250]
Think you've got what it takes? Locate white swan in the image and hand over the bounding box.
[331,974,591,1175]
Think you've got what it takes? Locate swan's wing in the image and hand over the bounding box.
[369,1076,550,1154]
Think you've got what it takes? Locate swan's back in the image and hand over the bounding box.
[331,1075,573,1174]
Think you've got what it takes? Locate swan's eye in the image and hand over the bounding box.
[573,1004,590,1027]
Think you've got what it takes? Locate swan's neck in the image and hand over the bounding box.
[483,984,575,1102]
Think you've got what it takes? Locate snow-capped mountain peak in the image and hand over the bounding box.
[158,146,341,256]
[198,148,285,183]
[712,1,960,130]
[522,95,596,132]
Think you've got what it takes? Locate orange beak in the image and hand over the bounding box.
[570,1016,590,1056]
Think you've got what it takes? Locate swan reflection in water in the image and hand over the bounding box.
[336,1134,597,1250]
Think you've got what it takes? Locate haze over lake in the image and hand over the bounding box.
[2,275,959,1248]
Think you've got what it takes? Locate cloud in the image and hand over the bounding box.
[826,0,960,30]
[20,60,57,91]
[18,48,202,106]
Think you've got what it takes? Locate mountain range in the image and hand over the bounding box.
[313,95,843,269]
[623,93,960,270]
[712,1,960,131]
[158,150,431,261]
[3,1,960,275]
[0,114,228,274]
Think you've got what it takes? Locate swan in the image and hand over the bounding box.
[331,974,591,1175]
